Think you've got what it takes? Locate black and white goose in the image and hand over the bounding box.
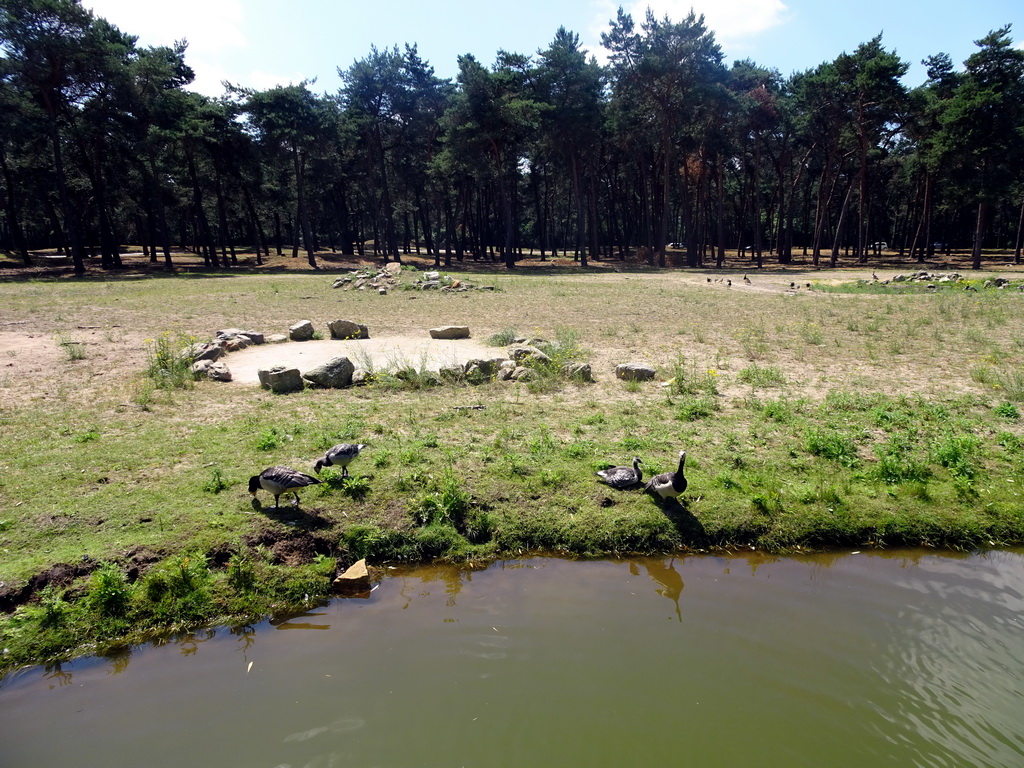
[249,465,321,508]
[314,443,366,476]
[644,450,687,501]
[596,456,643,489]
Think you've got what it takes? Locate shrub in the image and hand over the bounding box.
[668,355,720,397]
[676,395,718,421]
[88,563,132,617]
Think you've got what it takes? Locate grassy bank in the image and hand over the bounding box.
[1,257,1023,672]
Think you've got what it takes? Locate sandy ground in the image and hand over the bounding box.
[224,336,500,384]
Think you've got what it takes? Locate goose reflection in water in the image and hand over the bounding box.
[630,557,684,621]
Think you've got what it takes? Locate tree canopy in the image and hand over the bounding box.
[2,0,1023,272]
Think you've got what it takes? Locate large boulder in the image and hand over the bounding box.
[289,320,315,342]
[429,325,471,340]
[257,365,304,393]
[302,356,355,389]
[615,363,656,382]
[328,319,369,340]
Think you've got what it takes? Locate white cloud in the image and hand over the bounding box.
[591,0,789,53]
[84,0,246,54]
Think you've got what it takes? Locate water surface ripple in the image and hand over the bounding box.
[1,550,1022,768]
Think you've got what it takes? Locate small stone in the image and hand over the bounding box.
[265,334,288,344]
[563,362,593,382]
[509,345,551,365]
[510,366,533,381]
[615,363,656,382]
[332,558,372,595]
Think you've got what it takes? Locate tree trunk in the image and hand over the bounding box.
[292,145,318,269]
[0,146,30,265]
[972,200,986,270]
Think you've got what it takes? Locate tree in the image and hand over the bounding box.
[240,83,327,269]
[535,27,604,267]
[440,52,543,269]
[935,26,1024,268]
[833,35,908,261]
[0,0,127,273]
[603,8,725,266]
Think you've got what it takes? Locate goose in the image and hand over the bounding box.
[249,465,321,508]
[743,274,751,284]
[596,456,643,489]
[645,450,687,501]
[314,443,366,476]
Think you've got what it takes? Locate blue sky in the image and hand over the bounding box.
[84,0,1024,96]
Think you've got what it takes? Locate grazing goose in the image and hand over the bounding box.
[249,465,321,508]
[314,443,366,476]
[596,456,643,490]
[645,450,688,501]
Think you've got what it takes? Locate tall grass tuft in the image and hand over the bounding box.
[56,334,87,361]
[145,330,200,390]
[668,355,720,396]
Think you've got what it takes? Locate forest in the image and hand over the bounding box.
[1,0,1023,275]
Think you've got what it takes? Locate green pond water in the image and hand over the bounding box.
[2,550,1023,768]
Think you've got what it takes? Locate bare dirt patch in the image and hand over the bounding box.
[224,336,500,384]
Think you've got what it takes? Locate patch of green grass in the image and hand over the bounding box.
[993,402,1020,420]
[804,426,859,467]
[737,364,787,388]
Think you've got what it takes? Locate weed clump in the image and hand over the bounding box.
[144,330,201,390]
